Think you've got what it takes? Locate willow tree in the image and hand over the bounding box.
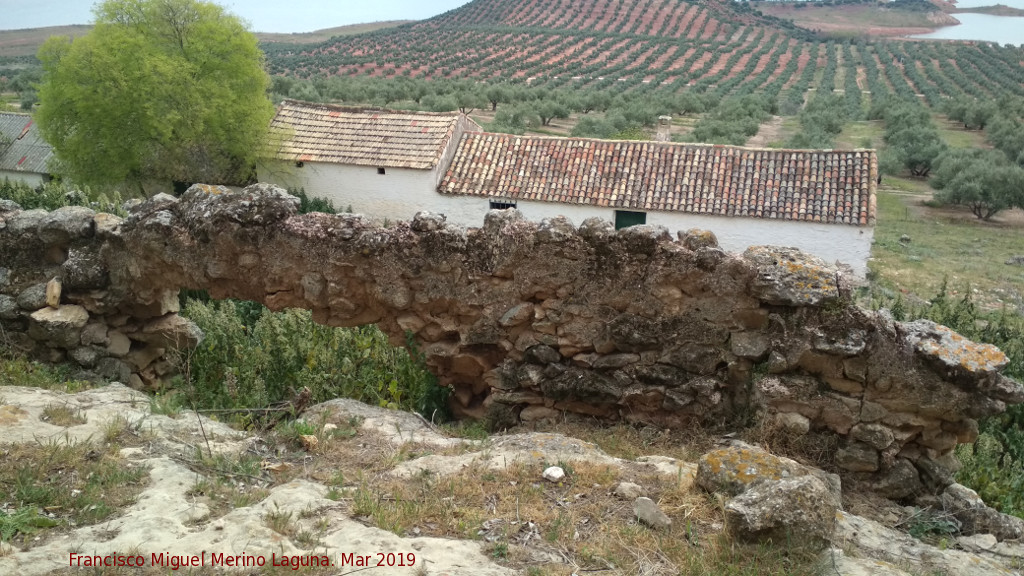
[35,0,275,191]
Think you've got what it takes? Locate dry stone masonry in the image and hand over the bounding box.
[1,184,1021,499]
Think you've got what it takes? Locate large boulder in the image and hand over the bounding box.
[725,475,840,542]
[28,305,90,348]
[696,442,841,500]
[127,314,203,349]
[941,483,1024,541]
[743,246,839,306]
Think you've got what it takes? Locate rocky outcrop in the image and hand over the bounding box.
[1,387,1021,576]
[1,184,1021,499]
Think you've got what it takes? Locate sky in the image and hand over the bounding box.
[1,0,472,33]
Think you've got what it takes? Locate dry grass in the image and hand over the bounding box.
[0,431,149,550]
[183,451,274,519]
[39,403,87,427]
[535,420,711,462]
[340,455,818,575]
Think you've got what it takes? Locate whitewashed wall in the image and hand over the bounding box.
[257,166,873,277]
[0,170,44,188]
[258,161,440,217]
[445,197,873,277]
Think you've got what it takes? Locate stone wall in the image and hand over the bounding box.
[1,184,1021,498]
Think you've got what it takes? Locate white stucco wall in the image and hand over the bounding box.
[468,198,873,277]
[258,161,441,218]
[257,164,873,277]
[0,170,44,188]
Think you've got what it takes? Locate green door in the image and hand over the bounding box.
[614,210,647,229]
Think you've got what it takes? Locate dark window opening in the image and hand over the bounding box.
[377,167,386,175]
[295,161,304,168]
[614,210,647,229]
[489,200,517,210]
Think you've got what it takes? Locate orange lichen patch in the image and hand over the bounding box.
[745,246,840,306]
[193,183,230,196]
[698,445,814,496]
[704,447,787,484]
[915,324,1008,373]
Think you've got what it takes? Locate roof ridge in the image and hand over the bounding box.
[280,99,464,119]
[463,131,876,155]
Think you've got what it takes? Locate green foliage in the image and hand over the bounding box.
[956,433,1024,518]
[179,299,449,421]
[0,178,127,215]
[0,507,60,543]
[787,94,848,149]
[490,104,541,135]
[291,187,337,214]
[931,148,1024,220]
[688,95,774,146]
[35,0,274,189]
[875,102,946,177]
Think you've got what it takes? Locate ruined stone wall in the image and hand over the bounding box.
[1,184,1021,499]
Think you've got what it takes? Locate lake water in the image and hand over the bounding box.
[911,13,1024,45]
[947,0,1024,8]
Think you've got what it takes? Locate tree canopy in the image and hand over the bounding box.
[932,148,1024,220]
[35,0,274,190]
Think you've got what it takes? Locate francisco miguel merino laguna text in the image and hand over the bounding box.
[68,552,337,570]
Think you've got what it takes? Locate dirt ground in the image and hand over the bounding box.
[745,115,786,148]
[898,188,1024,227]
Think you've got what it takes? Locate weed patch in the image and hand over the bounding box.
[0,439,148,549]
[184,451,275,518]
[39,404,87,427]
[177,299,447,420]
[0,356,93,393]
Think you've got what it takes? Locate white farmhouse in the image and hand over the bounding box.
[441,133,877,276]
[0,113,53,188]
[261,100,877,276]
[257,100,481,214]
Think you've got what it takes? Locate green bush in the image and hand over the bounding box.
[955,433,1024,516]
[0,179,127,215]
[178,299,449,421]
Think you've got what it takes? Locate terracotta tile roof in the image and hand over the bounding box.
[269,100,469,170]
[440,133,877,226]
[0,113,53,175]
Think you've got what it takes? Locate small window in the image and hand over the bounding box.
[489,200,517,210]
[377,167,386,175]
[614,210,647,229]
[295,161,304,168]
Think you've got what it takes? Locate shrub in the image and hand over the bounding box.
[178,299,449,421]
[0,179,127,215]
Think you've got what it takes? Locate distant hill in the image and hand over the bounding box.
[255,21,413,44]
[0,20,411,60]
[262,0,1024,108]
[0,25,91,58]
[263,0,813,82]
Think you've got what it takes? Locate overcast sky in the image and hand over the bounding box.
[1,0,472,32]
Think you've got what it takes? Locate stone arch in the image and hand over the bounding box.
[1,185,1021,499]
